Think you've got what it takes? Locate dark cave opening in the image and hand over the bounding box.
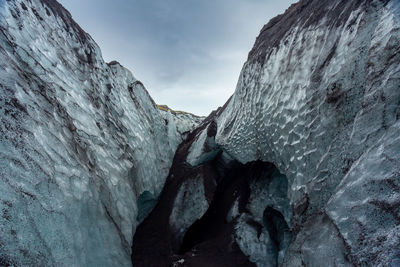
[178,160,255,255]
[136,190,158,224]
[264,206,289,249]
[176,157,293,264]
[263,206,292,266]
[131,116,292,267]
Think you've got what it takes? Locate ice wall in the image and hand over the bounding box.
[0,0,195,265]
[215,0,400,265]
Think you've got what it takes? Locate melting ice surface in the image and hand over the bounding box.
[1,0,400,266]
[0,0,201,265]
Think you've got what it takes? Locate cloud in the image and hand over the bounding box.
[58,0,298,116]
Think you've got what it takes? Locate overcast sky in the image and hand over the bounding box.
[58,0,297,116]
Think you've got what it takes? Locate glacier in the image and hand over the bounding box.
[0,0,200,266]
[215,0,400,266]
[132,0,400,266]
[1,0,400,266]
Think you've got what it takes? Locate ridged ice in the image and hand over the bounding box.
[0,0,199,266]
[215,0,400,265]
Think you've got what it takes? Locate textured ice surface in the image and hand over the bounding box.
[158,107,203,150]
[235,215,276,267]
[136,191,158,224]
[282,215,353,267]
[234,166,291,267]
[226,198,240,223]
[0,0,193,266]
[1,0,400,265]
[214,0,400,265]
[169,174,210,245]
[186,122,221,166]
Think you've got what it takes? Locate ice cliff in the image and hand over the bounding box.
[0,0,200,266]
[215,0,400,265]
[133,0,400,266]
[157,105,204,150]
[1,0,400,266]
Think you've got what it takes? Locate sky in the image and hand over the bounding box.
[58,0,297,116]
